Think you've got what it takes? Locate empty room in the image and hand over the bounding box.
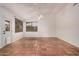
[0,3,79,56]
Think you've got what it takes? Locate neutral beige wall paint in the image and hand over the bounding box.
[56,4,79,47]
[24,14,56,37]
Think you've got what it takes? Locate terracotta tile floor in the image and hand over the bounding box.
[0,37,79,56]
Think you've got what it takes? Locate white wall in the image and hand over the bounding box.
[24,14,56,37]
[11,17,24,42]
[0,17,3,48]
[56,4,79,47]
[0,6,24,48]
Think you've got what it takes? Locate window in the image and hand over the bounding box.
[15,18,23,32]
[26,21,38,32]
[5,20,10,31]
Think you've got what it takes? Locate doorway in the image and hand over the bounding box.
[0,16,12,48]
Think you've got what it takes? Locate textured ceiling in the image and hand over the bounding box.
[0,3,68,21]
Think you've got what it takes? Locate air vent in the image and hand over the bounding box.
[73,3,78,6]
